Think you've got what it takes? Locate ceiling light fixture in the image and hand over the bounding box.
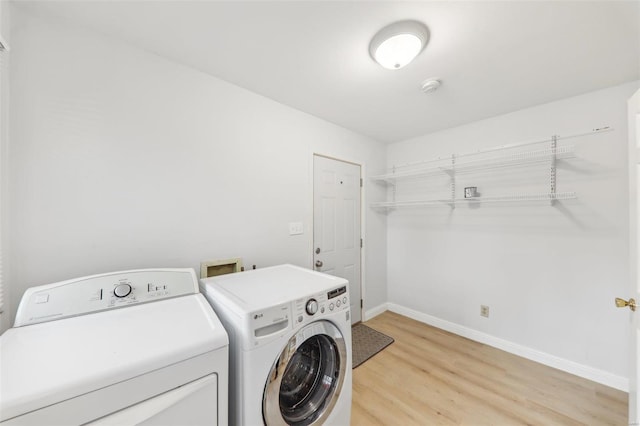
[369,20,429,70]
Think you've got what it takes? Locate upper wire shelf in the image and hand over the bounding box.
[371,126,612,185]
[370,145,574,184]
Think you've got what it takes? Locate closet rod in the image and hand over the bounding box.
[393,126,612,170]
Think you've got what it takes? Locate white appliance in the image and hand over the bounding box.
[200,264,352,426]
[0,268,229,426]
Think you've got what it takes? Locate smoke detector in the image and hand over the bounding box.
[421,78,441,94]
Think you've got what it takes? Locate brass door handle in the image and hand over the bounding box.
[615,297,636,311]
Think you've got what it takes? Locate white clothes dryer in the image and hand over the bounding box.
[0,268,229,426]
[200,264,352,426]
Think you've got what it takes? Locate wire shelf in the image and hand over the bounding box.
[370,192,577,210]
[370,145,574,183]
[455,145,574,174]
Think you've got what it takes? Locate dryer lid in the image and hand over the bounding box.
[0,294,228,422]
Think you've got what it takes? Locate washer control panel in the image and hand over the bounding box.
[14,269,200,327]
[294,285,349,324]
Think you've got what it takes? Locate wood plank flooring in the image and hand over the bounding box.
[351,311,627,425]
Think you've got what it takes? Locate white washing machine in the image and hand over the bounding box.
[200,264,352,426]
[0,268,229,425]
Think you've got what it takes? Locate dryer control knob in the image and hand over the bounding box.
[306,299,318,315]
[114,283,132,298]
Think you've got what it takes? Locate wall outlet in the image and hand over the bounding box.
[289,222,304,235]
[480,305,490,318]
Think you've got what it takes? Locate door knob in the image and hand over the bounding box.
[315,260,323,268]
[615,297,636,311]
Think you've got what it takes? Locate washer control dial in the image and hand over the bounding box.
[114,283,132,298]
[306,299,318,315]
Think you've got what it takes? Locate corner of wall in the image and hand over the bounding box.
[363,302,388,321]
[0,0,11,334]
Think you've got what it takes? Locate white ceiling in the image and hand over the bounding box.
[14,1,640,143]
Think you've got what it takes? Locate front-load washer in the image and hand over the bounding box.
[0,268,229,426]
[200,264,352,426]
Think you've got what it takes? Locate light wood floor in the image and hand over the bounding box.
[351,311,627,425]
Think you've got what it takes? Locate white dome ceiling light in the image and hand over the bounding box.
[369,20,430,70]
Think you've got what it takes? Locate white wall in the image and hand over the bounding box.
[6,7,387,327]
[386,81,639,390]
[0,0,10,332]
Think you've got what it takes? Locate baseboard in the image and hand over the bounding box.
[386,303,629,392]
[363,303,388,321]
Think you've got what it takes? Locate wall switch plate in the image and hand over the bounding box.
[480,305,490,318]
[289,222,304,235]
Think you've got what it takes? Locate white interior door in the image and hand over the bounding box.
[626,88,640,423]
[313,155,362,324]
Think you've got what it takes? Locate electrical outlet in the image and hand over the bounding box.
[289,222,304,235]
[480,305,490,318]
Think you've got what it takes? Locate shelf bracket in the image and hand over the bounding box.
[550,135,557,206]
[450,154,456,209]
[392,165,397,203]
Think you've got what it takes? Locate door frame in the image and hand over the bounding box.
[311,153,365,323]
[627,88,640,422]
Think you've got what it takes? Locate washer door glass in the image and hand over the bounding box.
[263,320,347,426]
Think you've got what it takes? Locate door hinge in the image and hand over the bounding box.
[360,178,363,187]
[0,35,8,52]
[360,238,363,248]
[360,299,363,309]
